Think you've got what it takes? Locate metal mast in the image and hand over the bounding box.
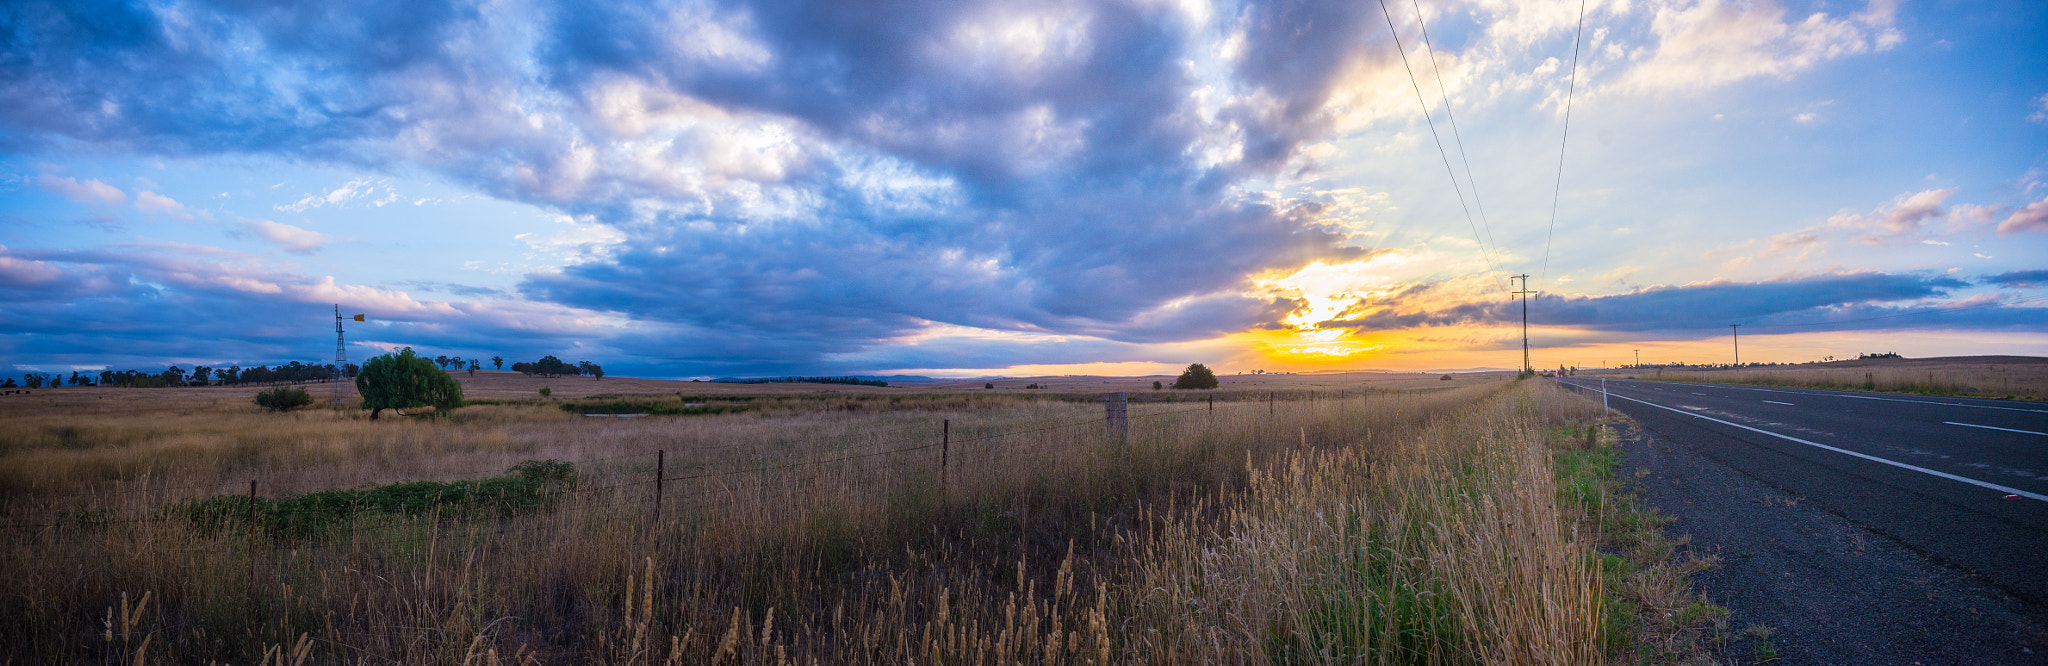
[335,305,347,406]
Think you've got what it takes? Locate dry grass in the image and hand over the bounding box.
[0,377,1709,663]
[1624,355,2048,401]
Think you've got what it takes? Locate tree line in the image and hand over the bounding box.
[508,355,604,380]
[7,350,605,389]
[8,362,361,389]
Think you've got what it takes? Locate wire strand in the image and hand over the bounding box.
[1540,0,1590,285]
[1375,0,1502,284]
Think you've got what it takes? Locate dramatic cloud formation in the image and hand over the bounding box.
[1,0,2042,375]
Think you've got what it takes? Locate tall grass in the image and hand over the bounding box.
[0,381,1697,663]
[1647,362,2048,401]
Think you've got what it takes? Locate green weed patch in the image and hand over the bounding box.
[176,460,576,540]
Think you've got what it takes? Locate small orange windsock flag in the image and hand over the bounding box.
[353,314,365,321]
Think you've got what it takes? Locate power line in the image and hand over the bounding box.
[1374,0,1503,287]
[1539,0,1589,285]
[1409,0,1500,260]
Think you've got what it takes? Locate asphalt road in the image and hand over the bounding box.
[1557,378,2048,663]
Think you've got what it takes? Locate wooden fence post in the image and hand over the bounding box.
[1104,393,1128,442]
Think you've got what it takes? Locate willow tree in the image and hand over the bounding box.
[355,347,463,420]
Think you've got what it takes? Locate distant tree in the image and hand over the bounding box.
[1153,380,1163,390]
[578,361,604,380]
[468,359,480,376]
[985,382,995,389]
[1172,363,1218,390]
[24,374,42,389]
[161,366,187,386]
[192,366,212,384]
[434,355,450,370]
[539,386,552,399]
[1440,374,1453,381]
[512,362,533,375]
[2,378,15,388]
[355,347,464,420]
[491,356,504,370]
[342,363,358,378]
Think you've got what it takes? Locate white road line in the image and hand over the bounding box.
[1945,422,2048,437]
[1763,400,1794,406]
[1558,380,2048,502]
[1691,392,1706,395]
[1642,381,2048,414]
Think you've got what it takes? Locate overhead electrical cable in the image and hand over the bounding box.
[1539,0,1589,285]
[1410,0,1501,259]
[1374,0,1504,288]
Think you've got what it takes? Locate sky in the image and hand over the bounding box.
[1,0,2045,379]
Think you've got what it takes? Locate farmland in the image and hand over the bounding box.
[0,372,1713,664]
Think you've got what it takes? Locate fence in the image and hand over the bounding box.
[0,399,1223,559]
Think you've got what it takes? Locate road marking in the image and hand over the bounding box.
[1692,392,1706,396]
[1763,400,1794,406]
[1643,381,2048,414]
[1557,380,2048,502]
[1945,422,2047,436]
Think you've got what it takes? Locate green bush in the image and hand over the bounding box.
[253,384,313,411]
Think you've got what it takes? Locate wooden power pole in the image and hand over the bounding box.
[1510,275,1540,374]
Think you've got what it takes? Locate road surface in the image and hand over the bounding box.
[1558,377,2048,663]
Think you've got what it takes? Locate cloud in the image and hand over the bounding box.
[236,219,334,254]
[134,190,196,219]
[1620,0,1900,93]
[1825,188,1951,239]
[2030,93,2048,124]
[1320,271,2021,334]
[1983,270,2048,289]
[1996,196,2048,236]
[36,174,126,205]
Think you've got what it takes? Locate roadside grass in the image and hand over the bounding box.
[1633,362,2047,402]
[1,380,1715,663]
[1551,419,1726,665]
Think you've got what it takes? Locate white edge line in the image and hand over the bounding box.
[1559,380,2048,502]
[1944,421,2048,437]
[1763,400,1794,405]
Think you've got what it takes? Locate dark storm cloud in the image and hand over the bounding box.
[1324,272,2041,335]
[1983,270,2048,289]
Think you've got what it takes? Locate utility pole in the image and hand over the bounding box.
[1730,324,1741,366]
[1633,349,1640,368]
[1510,275,1540,375]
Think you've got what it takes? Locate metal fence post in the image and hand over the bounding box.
[653,450,664,543]
[247,479,257,595]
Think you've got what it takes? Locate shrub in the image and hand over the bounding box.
[253,385,314,411]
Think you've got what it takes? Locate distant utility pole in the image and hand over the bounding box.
[1510,274,1540,374]
[1730,324,1741,366]
[1633,349,1641,368]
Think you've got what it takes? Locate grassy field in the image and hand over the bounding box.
[1599,355,2048,402]
[0,374,1717,664]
